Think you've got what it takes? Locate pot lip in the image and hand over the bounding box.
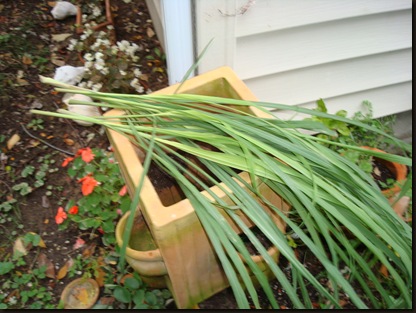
[116,211,164,260]
[60,277,99,309]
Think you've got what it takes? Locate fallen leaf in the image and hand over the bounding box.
[82,243,96,258]
[37,252,55,279]
[52,33,72,42]
[94,256,106,287]
[139,74,149,81]
[338,299,348,307]
[48,1,56,7]
[64,138,75,146]
[28,139,40,147]
[51,53,66,66]
[98,296,115,306]
[7,134,21,150]
[146,27,155,38]
[57,258,74,280]
[22,55,33,65]
[379,264,389,277]
[44,218,49,224]
[13,237,28,258]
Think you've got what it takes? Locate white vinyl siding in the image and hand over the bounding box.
[146,0,412,140]
[193,0,412,120]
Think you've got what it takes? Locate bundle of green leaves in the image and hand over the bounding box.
[33,76,412,309]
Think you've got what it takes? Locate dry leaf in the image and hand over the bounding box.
[37,252,56,279]
[51,52,66,66]
[379,264,389,277]
[7,134,20,150]
[146,27,155,38]
[94,256,106,287]
[64,138,75,146]
[52,33,72,42]
[82,243,96,258]
[57,258,74,280]
[48,1,56,7]
[22,55,33,65]
[139,74,149,81]
[28,139,40,147]
[13,237,28,258]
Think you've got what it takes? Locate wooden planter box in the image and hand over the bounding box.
[106,66,290,308]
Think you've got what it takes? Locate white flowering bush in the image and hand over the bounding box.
[67,4,145,94]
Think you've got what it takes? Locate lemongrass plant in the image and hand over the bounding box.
[32,76,412,309]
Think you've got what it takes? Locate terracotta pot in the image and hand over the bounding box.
[115,211,168,289]
[106,67,290,308]
[360,146,408,197]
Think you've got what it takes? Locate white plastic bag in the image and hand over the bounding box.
[53,66,85,85]
[51,1,78,20]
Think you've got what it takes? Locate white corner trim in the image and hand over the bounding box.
[161,0,195,85]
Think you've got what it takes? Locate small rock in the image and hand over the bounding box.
[30,100,43,109]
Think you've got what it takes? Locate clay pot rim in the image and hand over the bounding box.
[60,277,99,309]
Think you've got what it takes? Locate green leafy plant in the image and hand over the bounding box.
[57,147,131,246]
[27,118,44,131]
[33,76,412,309]
[99,272,171,309]
[305,99,397,174]
[0,233,55,309]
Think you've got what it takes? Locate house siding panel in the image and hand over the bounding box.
[147,0,412,121]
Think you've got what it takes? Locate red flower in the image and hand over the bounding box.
[55,207,67,224]
[62,157,74,167]
[119,185,128,196]
[78,175,99,196]
[76,147,95,163]
[68,205,79,215]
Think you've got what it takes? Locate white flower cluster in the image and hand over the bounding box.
[66,9,145,94]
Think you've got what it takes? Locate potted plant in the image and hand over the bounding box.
[107,67,290,308]
[33,68,412,309]
[304,99,408,198]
